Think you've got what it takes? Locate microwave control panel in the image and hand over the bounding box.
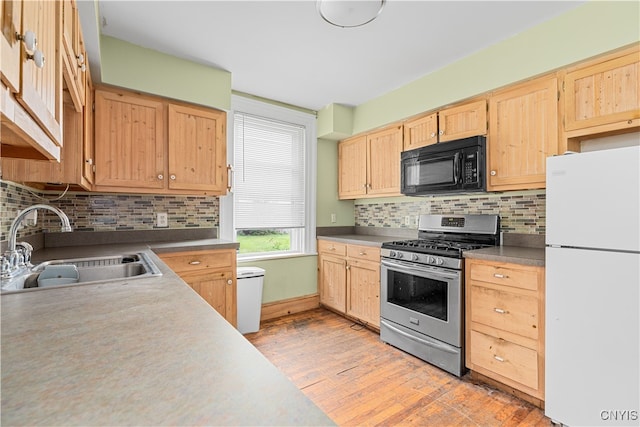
[463,152,479,183]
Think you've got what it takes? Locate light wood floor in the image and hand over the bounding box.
[246,308,551,427]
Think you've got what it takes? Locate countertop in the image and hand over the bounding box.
[463,245,545,267]
[317,234,399,247]
[1,243,334,426]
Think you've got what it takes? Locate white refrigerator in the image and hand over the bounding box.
[545,145,640,426]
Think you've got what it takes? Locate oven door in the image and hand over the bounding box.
[380,258,462,347]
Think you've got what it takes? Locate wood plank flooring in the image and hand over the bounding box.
[246,308,551,427]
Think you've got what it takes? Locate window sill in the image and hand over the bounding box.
[237,251,318,262]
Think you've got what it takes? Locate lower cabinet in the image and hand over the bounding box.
[465,258,545,404]
[159,249,237,327]
[318,239,380,329]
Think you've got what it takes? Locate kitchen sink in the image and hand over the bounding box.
[1,253,163,293]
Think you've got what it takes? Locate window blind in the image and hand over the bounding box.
[233,112,306,229]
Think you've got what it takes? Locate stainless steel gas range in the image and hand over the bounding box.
[380,214,500,377]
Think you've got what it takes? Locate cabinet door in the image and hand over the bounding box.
[346,259,380,327]
[439,100,487,142]
[1,0,22,92]
[182,270,236,326]
[367,124,402,196]
[488,77,558,191]
[82,73,94,186]
[61,0,83,112]
[167,104,227,194]
[564,51,639,131]
[94,89,165,190]
[338,135,367,199]
[403,112,437,150]
[319,255,347,313]
[17,0,63,146]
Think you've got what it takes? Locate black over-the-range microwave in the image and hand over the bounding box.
[401,135,486,196]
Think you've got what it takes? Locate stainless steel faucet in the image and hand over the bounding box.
[2,204,72,281]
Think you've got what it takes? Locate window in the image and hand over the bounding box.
[221,95,316,259]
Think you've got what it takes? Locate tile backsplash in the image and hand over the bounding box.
[1,180,219,242]
[355,190,545,234]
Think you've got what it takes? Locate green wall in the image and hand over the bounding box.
[316,138,355,227]
[100,36,231,110]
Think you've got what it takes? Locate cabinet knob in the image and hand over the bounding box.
[157,174,164,180]
[85,158,93,165]
[26,50,45,68]
[439,130,444,136]
[188,260,201,265]
[76,53,85,65]
[490,170,497,176]
[16,30,37,52]
[346,265,350,270]
[430,132,436,138]
[227,279,233,285]
[170,174,176,180]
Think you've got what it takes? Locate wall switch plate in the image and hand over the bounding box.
[330,213,337,223]
[156,212,168,228]
[404,215,411,226]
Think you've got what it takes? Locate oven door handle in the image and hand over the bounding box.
[380,320,458,355]
[381,259,459,280]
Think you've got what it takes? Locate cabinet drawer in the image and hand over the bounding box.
[469,262,540,291]
[470,285,539,339]
[318,240,347,256]
[347,244,380,262]
[469,330,538,390]
[159,250,235,274]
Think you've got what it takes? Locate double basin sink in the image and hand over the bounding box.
[1,252,163,293]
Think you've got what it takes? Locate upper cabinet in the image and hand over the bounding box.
[487,76,559,192]
[61,0,87,112]
[93,86,228,196]
[1,0,63,160]
[403,100,487,151]
[338,123,402,200]
[563,45,639,136]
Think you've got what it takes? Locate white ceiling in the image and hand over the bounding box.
[82,1,585,112]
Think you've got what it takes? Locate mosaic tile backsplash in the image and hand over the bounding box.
[1,180,219,242]
[355,190,546,234]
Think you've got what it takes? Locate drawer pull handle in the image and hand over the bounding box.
[494,355,505,363]
[189,261,201,265]
[494,308,508,314]
[359,252,366,256]
[493,273,509,279]
[329,246,335,250]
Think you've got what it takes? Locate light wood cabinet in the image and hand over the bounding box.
[465,258,545,403]
[403,100,487,151]
[338,123,402,200]
[488,76,559,191]
[1,0,63,160]
[167,104,227,193]
[561,45,640,151]
[159,249,237,327]
[318,239,380,329]
[93,86,228,195]
[2,57,94,189]
[61,0,87,112]
[94,88,165,191]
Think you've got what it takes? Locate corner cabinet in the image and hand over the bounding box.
[338,123,403,199]
[158,249,237,327]
[465,258,545,405]
[487,76,559,191]
[318,239,380,329]
[93,87,228,195]
[1,0,63,160]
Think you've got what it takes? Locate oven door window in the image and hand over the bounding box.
[387,268,448,321]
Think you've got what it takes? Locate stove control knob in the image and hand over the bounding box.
[436,258,444,265]
[389,250,397,258]
[428,256,436,264]
[412,254,419,261]
[396,252,404,259]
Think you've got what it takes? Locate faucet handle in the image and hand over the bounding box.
[15,242,34,267]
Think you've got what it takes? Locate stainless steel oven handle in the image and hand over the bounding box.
[380,320,458,355]
[381,259,459,280]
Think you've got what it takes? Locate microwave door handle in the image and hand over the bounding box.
[453,152,460,185]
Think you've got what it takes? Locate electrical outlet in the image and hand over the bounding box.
[404,215,411,226]
[415,215,420,226]
[330,213,337,223]
[156,212,168,228]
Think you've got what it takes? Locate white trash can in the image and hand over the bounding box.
[236,267,265,334]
